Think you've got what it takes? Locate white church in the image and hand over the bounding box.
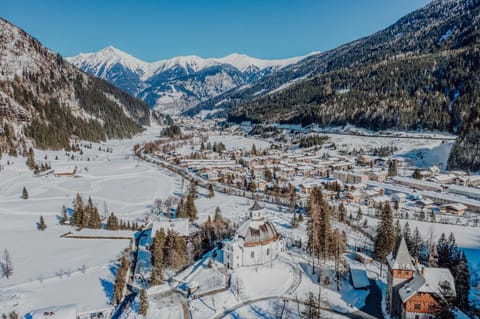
[223,202,284,269]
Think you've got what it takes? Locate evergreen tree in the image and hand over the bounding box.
[436,233,449,268]
[25,147,35,170]
[264,168,273,182]
[106,213,120,230]
[403,222,412,249]
[338,202,346,222]
[185,193,198,221]
[59,205,68,225]
[388,159,398,177]
[176,198,187,218]
[454,251,471,311]
[139,289,148,316]
[113,256,129,305]
[394,220,402,242]
[71,193,84,226]
[207,184,215,198]
[1,249,13,279]
[418,209,426,221]
[356,207,363,221]
[410,227,423,259]
[151,229,165,285]
[21,186,28,200]
[38,216,47,231]
[86,197,102,229]
[214,206,223,224]
[373,202,396,264]
[301,292,320,319]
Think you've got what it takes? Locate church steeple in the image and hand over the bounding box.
[249,201,264,221]
[387,236,414,270]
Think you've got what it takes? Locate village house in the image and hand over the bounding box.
[387,237,455,319]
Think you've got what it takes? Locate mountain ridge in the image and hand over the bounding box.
[67,47,314,113]
[0,18,150,152]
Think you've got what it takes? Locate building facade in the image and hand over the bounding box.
[223,202,283,269]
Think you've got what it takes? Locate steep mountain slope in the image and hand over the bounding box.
[68,48,309,114]
[0,18,150,152]
[188,0,478,117]
[224,0,480,171]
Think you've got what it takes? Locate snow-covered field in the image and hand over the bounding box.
[0,125,182,316]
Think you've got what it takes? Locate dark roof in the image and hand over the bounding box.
[250,201,264,211]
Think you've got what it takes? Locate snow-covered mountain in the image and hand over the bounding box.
[0,18,150,152]
[67,47,310,113]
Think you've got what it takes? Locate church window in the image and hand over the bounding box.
[267,248,270,256]
[251,251,254,258]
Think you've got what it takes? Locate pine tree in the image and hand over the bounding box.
[394,220,402,242]
[338,202,346,222]
[150,229,165,285]
[38,216,47,231]
[176,198,187,218]
[410,227,423,259]
[388,159,398,177]
[139,289,148,316]
[106,213,120,230]
[71,193,84,226]
[21,186,28,200]
[185,193,198,221]
[454,251,471,311]
[356,207,363,221]
[26,147,35,170]
[403,222,412,249]
[436,233,449,268]
[113,256,129,305]
[418,209,426,221]
[208,184,215,198]
[59,205,68,225]
[214,206,223,224]
[86,197,101,229]
[373,202,396,263]
[1,249,13,279]
[301,292,320,319]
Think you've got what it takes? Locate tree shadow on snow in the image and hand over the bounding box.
[100,277,114,304]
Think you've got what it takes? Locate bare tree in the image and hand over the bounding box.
[1,249,13,279]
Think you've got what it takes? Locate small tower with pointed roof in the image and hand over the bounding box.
[249,201,265,221]
[386,236,415,316]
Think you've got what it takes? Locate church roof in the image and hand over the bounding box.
[387,236,414,270]
[250,201,264,211]
[237,219,278,246]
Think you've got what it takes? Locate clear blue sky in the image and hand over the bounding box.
[2,0,430,61]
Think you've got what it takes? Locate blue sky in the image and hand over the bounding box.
[2,0,429,61]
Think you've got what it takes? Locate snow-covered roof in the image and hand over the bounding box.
[250,201,264,211]
[399,267,455,303]
[236,218,279,246]
[350,265,370,289]
[387,236,414,270]
[29,304,77,319]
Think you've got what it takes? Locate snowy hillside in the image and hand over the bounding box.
[67,47,311,113]
[0,18,150,152]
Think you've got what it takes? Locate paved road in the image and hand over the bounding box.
[360,279,383,318]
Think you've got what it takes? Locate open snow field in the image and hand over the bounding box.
[0,125,182,315]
